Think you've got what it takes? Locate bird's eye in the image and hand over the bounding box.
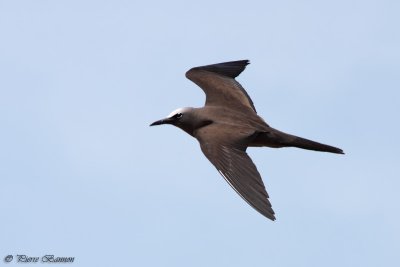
[174,113,183,119]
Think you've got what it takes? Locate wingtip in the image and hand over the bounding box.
[263,210,276,221]
[186,59,251,79]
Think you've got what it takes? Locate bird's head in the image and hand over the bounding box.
[150,107,194,128]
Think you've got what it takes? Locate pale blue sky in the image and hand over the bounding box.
[1,0,399,266]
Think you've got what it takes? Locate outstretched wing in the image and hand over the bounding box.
[196,124,275,220]
[200,143,275,221]
[185,60,257,113]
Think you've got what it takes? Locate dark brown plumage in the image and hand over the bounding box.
[150,60,344,221]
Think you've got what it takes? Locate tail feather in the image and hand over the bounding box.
[250,129,344,154]
[288,136,344,154]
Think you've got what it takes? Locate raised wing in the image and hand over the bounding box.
[185,60,257,113]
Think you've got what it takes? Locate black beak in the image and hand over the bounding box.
[149,117,173,126]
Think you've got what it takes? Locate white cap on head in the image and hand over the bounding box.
[167,107,192,118]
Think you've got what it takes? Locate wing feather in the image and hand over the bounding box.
[186,60,257,113]
[200,143,275,221]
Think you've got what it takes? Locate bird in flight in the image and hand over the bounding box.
[150,60,344,221]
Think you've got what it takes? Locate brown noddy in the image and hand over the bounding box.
[150,60,344,221]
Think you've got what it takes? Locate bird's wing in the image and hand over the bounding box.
[196,125,275,220]
[185,60,257,113]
